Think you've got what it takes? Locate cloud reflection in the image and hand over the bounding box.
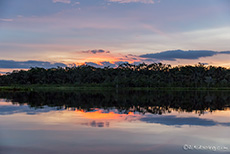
[1,102,230,128]
[140,115,230,127]
[0,104,63,115]
[81,121,110,128]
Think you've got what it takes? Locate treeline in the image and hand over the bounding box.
[1,63,230,87]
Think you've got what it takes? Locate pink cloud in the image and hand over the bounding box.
[142,24,171,38]
[108,0,154,4]
[0,18,13,22]
[6,12,129,31]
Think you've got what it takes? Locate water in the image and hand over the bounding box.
[0,91,229,154]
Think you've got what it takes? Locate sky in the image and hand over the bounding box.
[0,0,230,73]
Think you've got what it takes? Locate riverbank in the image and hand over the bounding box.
[1,85,230,92]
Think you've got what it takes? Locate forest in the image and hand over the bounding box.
[1,63,230,88]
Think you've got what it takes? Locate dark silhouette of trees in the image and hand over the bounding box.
[0,90,229,115]
[1,63,230,87]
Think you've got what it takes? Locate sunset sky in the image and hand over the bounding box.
[0,0,230,73]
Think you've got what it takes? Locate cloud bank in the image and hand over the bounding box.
[0,60,67,69]
[140,50,230,61]
[2,50,230,71]
[108,0,154,4]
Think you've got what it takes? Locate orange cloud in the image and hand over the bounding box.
[80,52,140,66]
[75,109,139,120]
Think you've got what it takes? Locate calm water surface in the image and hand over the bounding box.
[0,91,229,154]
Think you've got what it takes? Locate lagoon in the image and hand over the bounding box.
[0,91,230,154]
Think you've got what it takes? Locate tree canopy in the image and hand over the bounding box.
[1,63,230,87]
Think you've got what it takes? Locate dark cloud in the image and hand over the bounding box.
[85,61,128,68]
[82,49,110,54]
[0,60,67,69]
[84,62,102,68]
[114,61,129,66]
[0,105,63,115]
[140,115,230,127]
[219,51,230,54]
[140,50,230,61]
[100,61,116,68]
[81,121,110,128]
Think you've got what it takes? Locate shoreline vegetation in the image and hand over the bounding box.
[1,63,230,92]
[2,85,230,92]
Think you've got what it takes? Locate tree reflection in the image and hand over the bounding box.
[0,90,229,115]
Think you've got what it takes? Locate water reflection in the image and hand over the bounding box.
[140,115,230,127]
[0,90,229,115]
[0,91,230,154]
[81,121,110,128]
[0,104,63,115]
